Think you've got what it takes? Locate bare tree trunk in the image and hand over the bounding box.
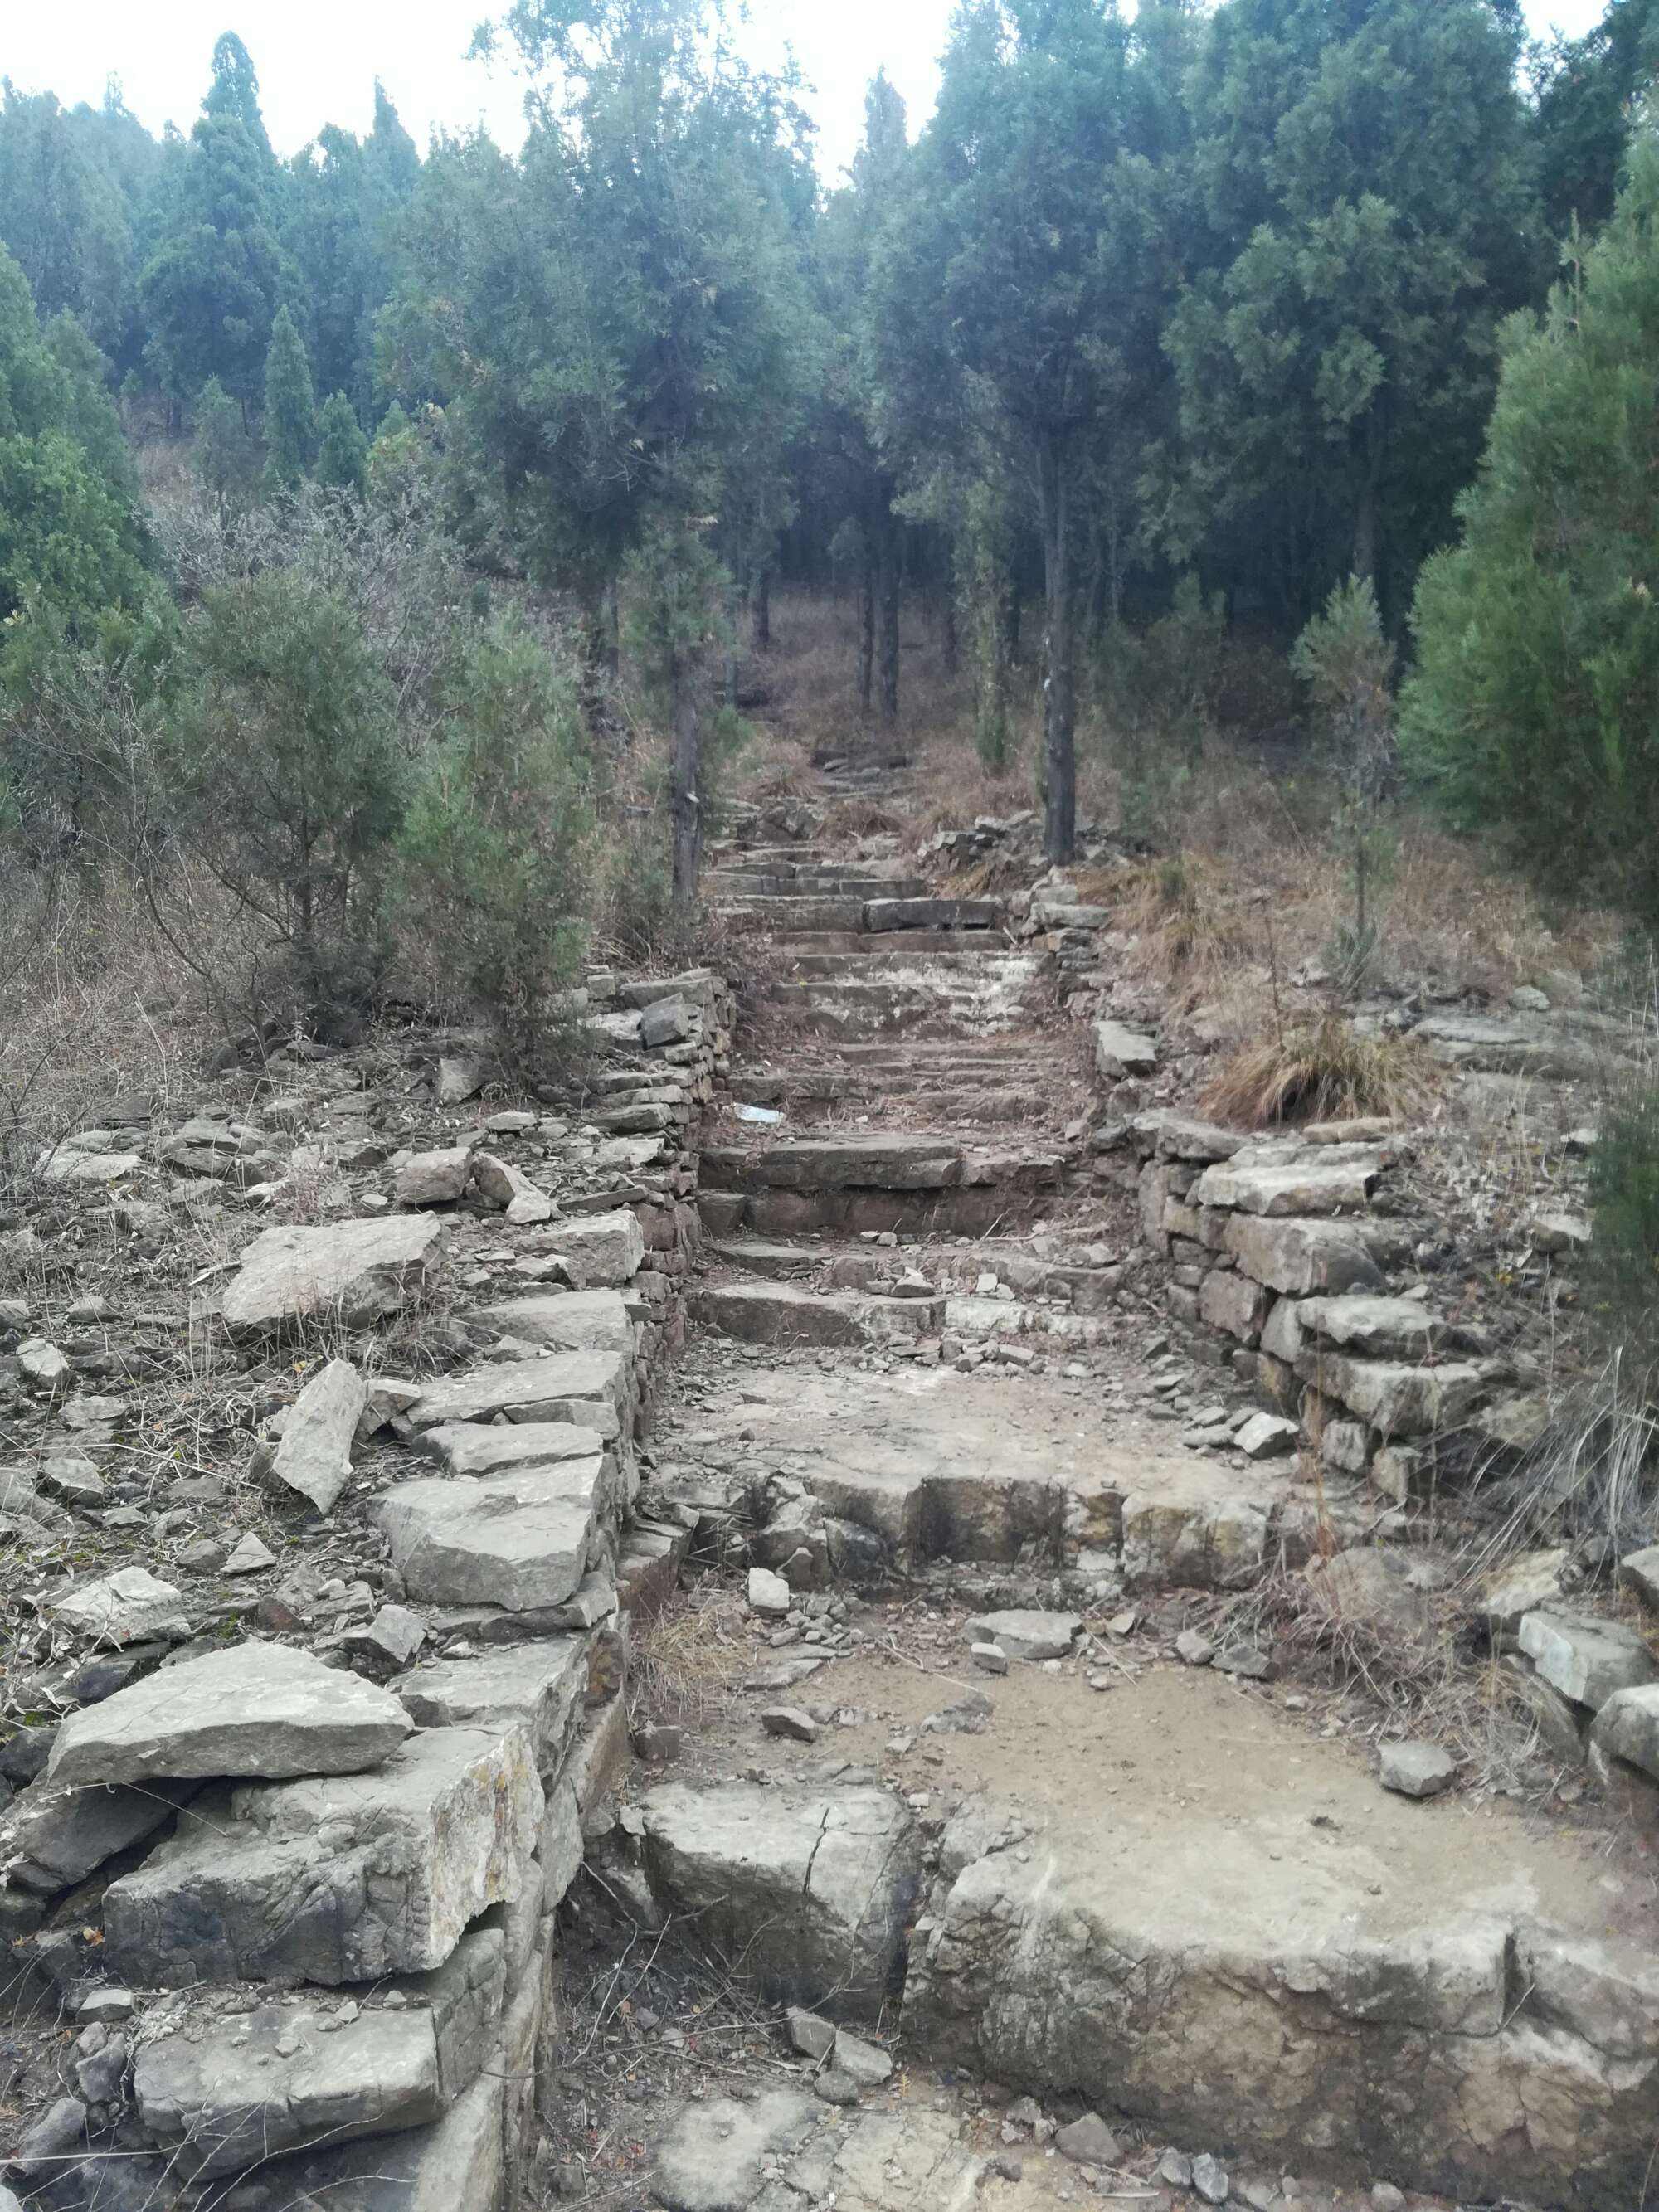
[1039,434,1077,866]
[859,561,875,716]
[878,527,900,732]
[669,644,702,915]
[752,566,772,652]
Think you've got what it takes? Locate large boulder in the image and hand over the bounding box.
[222,1216,445,1335]
[639,1783,920,2019]
[377,1461,606,1612]
[46,1642,413,1787]
[105,1726,541,1986]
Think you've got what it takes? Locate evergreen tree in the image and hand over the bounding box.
[1157,0,1542,631]
[0,246,148,659]
[317,387,369,494]
[263,304,318,493]
[193,373,256,501]
[1535,0,1659,238]
[1402,114,1659,927]
[0,85,135,358]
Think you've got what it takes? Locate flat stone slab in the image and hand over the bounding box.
[404,1350,628,1434]
[694,1281,941,1350]
[1293,1348,1489,1437]
[1223,1213,1384,1296]
[377,1459,606,1612]
[47,1641,413,1787]
[474,1289,635,1354]
[270,1357,366,1514]
[1520,1611,1659,1712]
[640,1783,920,2018]
[1296,1296,1453,1359]
[708,1134,964,1192]
[134,2001,443,2176]
[1196,1143,1385,1218]
[415,1421,611,1478]
[654,2089,817,2212]
[863,897,1000,931]
[519,1209,645,1287]
[106,1725,541,1986]
[962,1609,1079,1662]
[223,1216,445,1335]
[395,1641,587,1774]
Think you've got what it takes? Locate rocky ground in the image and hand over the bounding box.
[2,743,1658,2212]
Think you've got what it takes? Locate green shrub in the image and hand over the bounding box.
[167,569,405,1030]
[1291,575,1396,994]
[1586,1074,1659,1372]
[387,615,596,1071]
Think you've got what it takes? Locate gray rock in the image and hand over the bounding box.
[1175,1630,1215,1667]
[1094,1020,1160,1081]
[1519,1611,1658,1712]
[395,1146,474,1208]
[1223,1214,1384,1297]
[1235,1412,1298,1461]
[1,1777,192,1893]
[814,2065,859,2104]
[134,1999,445,2175]
[1295,1296,1452,1359]
[1477,1549,1570,1640]
[377,1457,605,1612]
[830,2028,893,2087]
[74,2031,129,2103]
[640,995,693,1048]
[76,1987,134,2022]
[521,1208,645,1288]
[270,1358,367,1514]
[1195,1145,1385,1218]
[349,1603,427,1669]
[223,1215,446,1335]
[640,1782,920,2017]
[106,1725,540,1987]
[415,1419,610,1478]
[1157,2150,1194,2189]
[963,1609,1079,1662]
[1292,1349,1489,1438]
[971,1642,1010,1675]
[1379,1741,1456,1799]
[50,1566,188,1646]
[46,1641,413,1787]
[786,2006,837,2060]
[1056,2112,1121,2166]
[224,1532,276,1573]
[470,1153,554,1224]
[1619,1546,1659,1614]
[654,2089,816,2212]
[1589,1685,1659,1787]
[38,1454,107,1506]
[396,1641,586,1774]
[1193,2154,1231,2205]
[761,1706,819,1743]
[748,1567,791,1617]
[403,1349,629,1435]
[474,1289,635,1357]
[13,2095,86,2178]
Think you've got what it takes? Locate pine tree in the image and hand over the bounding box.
[262,304,317,493]
[1402,115,1659,927]
[316,389,368,494]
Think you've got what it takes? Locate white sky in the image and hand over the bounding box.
[0,0,1615,184]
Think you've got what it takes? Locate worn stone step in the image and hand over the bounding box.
[863,897,1004,932]
[719,895,872,933]
[704,1132,966,1193]
[704,1237,824,1277]
[692,1279,945,1349]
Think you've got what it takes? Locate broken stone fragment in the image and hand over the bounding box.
[1056,2112,1121,2166]
[964,1609,1079,1662]
[1,1777,194,1894]
[46,1640,413,1787]
[1588,1684,1659,1789]
[1618,1546,1659,1615]
[747,1567,791,1618]
[223,1532,276,1574]
[402,1349,628,1434]
[396,1639,586,1775]
[50,1565,188,1647]
[1234,1412,1297,1461]
[761,1706,819,1743]
[1093,1019,1159,1081]
[1379,1741,1456,1799]
[269,1357,367,1514]
[518,1208,645,1288]
[105,1724,540,1987]
[786,2006,837,2060]
[395,1145,475,1208]
[470,1152,554,1224]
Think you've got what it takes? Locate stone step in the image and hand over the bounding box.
[707,871,927,898]
[863,897,1004,933]
[704,1237,824,1277]
[719,896,872,933]
[692,1279,945,1349]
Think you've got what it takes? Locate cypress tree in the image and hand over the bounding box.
[262,304,317,494]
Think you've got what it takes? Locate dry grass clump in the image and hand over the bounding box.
[1203,1014,1443,1130]
[629,1583,750,1730]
